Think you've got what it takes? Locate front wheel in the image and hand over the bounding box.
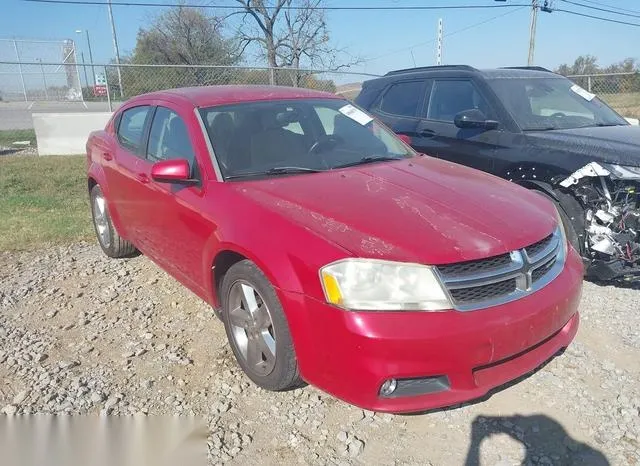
[220,260,303,391]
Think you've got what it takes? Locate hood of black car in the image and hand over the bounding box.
[525,125,640,166]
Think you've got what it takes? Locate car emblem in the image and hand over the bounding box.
[511,250,534,291]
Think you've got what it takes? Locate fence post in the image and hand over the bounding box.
[588,76,592,92]
[105,66,112,112]
[13,40,28,102]
[38,59,49,100]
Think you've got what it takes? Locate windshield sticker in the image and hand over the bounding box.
[339,104,373,126]
[570,84,596,102]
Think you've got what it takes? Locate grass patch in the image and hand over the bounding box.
[0,129,37,147]
[0,154,93,250]
[599,92,640,119]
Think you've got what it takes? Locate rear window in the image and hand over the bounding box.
[378,81,423,117]
[117,106,151,153]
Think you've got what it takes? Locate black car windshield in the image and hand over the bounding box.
[199,98,414,179]
[486,76,628,131]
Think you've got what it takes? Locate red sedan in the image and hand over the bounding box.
[86,85,582,413]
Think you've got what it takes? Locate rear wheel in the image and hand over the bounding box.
[90,185,136,258]
[220,260,303,391]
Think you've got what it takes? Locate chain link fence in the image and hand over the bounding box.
[3,61,639,155]
[0,61,376,155]
[566,72,640,120]
[0,40,83,102]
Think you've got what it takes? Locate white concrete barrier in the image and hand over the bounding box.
[32,112,113,156]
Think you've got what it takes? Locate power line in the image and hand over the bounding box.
[559,0,640,19]
[573,0,640,16]
[555,8,640,27]
[363,6,528,63]
[21,0,532,10]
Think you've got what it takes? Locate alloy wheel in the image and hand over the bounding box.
[227,281,277,376]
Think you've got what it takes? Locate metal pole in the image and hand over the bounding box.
[104,66,112,112]
[85,30,95,86]
[80,51,89,89]
[527,0,538,66]
[436,18,443,65]
[13,40,28,102]
[39,59,49,100]
[588,75,592,92]
[107,0,124,98]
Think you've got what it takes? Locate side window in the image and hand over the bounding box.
[117,106,151,154]
[427,80,492,123]
[377,81,424,117]
[147,107,196,169]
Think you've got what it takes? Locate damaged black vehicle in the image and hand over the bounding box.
[356,66,640,282]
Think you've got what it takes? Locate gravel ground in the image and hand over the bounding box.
[0,242,639,465]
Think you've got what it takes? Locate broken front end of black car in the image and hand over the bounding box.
[558,162,640,281]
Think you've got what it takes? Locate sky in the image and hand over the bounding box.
[1,0,640,79]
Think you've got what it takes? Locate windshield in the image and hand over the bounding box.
[486,76,628,131]
[199,98,414,179]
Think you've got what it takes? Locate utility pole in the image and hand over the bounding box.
[436,18,443,65]
[13,40,28,101]
[107,0,124,98]
[497,0,552,66]
[80,51,89,89]
[528,0,538,66]
[76,30,95,85]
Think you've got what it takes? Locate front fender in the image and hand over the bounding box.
[513,179,559,202]
[200,220,349,309]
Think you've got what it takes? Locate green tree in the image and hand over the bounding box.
[121,6,240,97]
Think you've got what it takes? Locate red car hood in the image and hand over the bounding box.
[234,156,557,264]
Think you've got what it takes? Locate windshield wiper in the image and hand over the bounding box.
[224,166,325,180]
[332,155,404,170]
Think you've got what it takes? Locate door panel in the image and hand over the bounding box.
[108,105,153,246]
[136,104,213,293]
[413,79,500,172]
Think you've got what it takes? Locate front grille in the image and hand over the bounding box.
[437,253,512,279]
[532,257,557,283]
[449,278,517,305]
[525,233,554,259]
[436,228,565,311]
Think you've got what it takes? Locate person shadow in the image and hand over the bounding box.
[464,414,609,466]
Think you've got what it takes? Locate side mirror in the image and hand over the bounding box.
[396,133,412,145]
[454,109,499,130]
[150,159,197,185]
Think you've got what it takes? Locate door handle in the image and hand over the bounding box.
[102,152,113,161]
[418,128,437,138]
[136,173,150,184]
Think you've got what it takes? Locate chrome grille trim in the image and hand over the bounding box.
[436,228,565,312]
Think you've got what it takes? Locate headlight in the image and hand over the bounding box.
[601,163,640,179]
[553,206,569,258]
[319,259,452,311]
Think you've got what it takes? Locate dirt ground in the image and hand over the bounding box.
[0,242,639,465]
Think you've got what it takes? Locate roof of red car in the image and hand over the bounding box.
[142,85,342,107]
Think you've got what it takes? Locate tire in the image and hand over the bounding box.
[220,260,303,391]
[531,190,583,255]
[90,184,137,258]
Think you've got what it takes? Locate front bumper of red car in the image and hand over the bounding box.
[282,247,583,413]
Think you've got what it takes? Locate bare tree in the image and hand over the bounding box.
[233,0,357,85]
[133,6,238,66]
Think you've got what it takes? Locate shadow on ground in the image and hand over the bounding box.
[464,413,609,466]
